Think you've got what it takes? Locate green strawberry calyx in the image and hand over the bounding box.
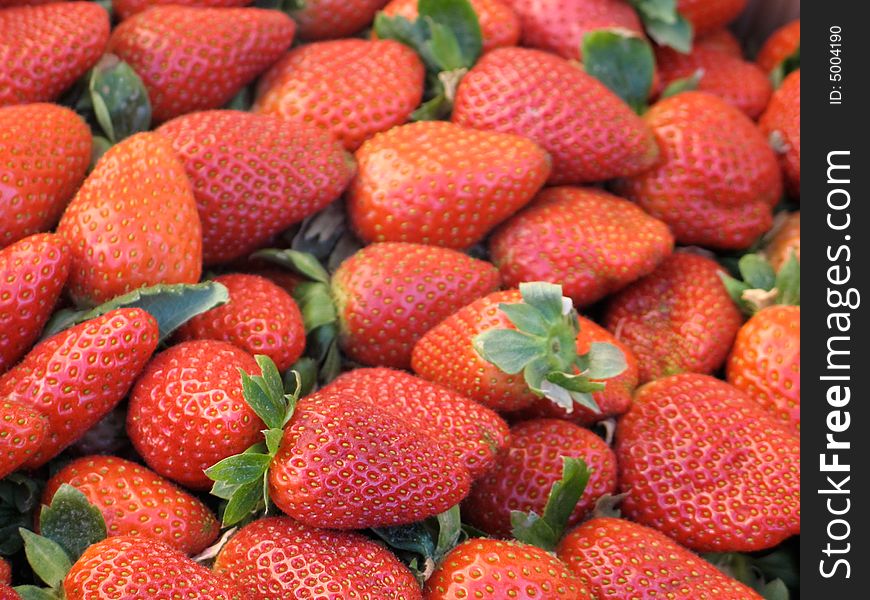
[581,29,656,114]
[629,0,693,54]
[770,45,800,87]
[719,252,800,315]
[474,282,627,414]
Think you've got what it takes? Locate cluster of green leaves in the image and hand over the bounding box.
[629,0,693,53]
[720,253,800,314]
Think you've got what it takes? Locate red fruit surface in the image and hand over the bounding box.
[255,39,424,152]
[615,92,782,249]
[677,0,747,36]
[332,242,501,369]
[214,516,422,598]
[558,517,763,599]
[453,47,658,185]
[760,69,801,197]
[765,211,800,271]
[114,0,253,21]
[0,104,91,247]
[756,19,800,73]
[490,187,673,307]
[0,308,158,468]
[108,6,296,123]
[347,121,550,248]
[291,0,388,40]
[696,28,743,57]
[0,557,9,586]
[0,399,47,479]
[464,419,616,537]
[0,234,70,373]
[616,373,800,552]
[0,3,109,106]
[43,455,219,555]
[127,340,265,490]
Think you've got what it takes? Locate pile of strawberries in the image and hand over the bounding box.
[1,0,800,598]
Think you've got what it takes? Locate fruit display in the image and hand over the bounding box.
[0,1,801,598]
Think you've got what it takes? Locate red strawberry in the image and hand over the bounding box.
[43,455,220,555]
[332,242,501,369]
[452,47,659,184]
[347,121,551,248]
[0,399,47,479]
[127,340,265,490]
[676,0,747,36]
[0,2,109,106]
[0,586,16,600]
[655,46,772,118]
[114,0,253,21]
[290,0,389,40]
[0,234,70,373]
[604,253,743,383]
[0,557,9,586]
[696,28,743,57]
[557,517,763,599]
[327,368,510,478]
[756,19,800,73]
[0,308,158,468]
[464,419,616,537]
[0,104,91,248]
[616,373,800,552]
[760,69,800,197]
[56,132,202,306]
[108,6,296,123]
[424,538,586,599]
[615,92,782,249]
[765,211,800,271]
[254,39,425,152]
[64,536,246,600]
[175,274,305,372]
[490,186,673,307]
[214,516,422,598]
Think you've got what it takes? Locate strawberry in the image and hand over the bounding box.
[603,252,743,383]
[64,536,246,600]
[214,516,421,598]
[347,121,551,249]
[108,6,296,123]
[0,104,91,248]
[175,274,305,372]
[616,373,800,552]
[0,234,70,374]
[655,45,772,118]
[696,28,743,57]
[56,132,202,306]
[756,19,800,73]
[380,0,520,52]
[676,0,747,36]
[452,47,659,185]
[615,92,782,249]
[464,419,616,537]
[332,242,501,369]
[0,399,47,479]
[0,557,9,586]
[0,2,109,106]
[424,538,586,599]
[113,0,254,21]
[0,308,158,468]
[127,340,265,490]
[765,211,800,271]
[760,69,800,197]
[0,587,16,600]
[290,0,389,40]
[490,186,673,307]
[43,455,220,555]
[254,39,425,152]
[327,368,510,478]
[557,517,763,599]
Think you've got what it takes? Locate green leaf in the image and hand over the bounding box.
[538,379,574,411]
[222,480,264,526]
[264,428,285,457]
[39,485,106,562]
[775,253,800,306]
[498,302,549,337]
[209,479,239,501]
[738,254,776,291]
[523,356,552,393]
[424,18,466,72]
[289,358,317,397]
[544,372,605,394]
[568,391,601,414]
[256,355,285,399]
[630,0,693,53]
[770,45,800,87]
[473,329,546,374]
[224,86,253,111]
[418,0,482,68]
[374,13,429,58]
[585,342,627,379]
[371,521,436,559]
[89,54,151,143]
[19,528,72,589]
[204,453,271,485]
[13,586,60,600]
[294,282,339,332]
[89,136,112,171]
[760,579,790,600]
[434,505,462,559]
[411,92,451,121]
[240,371,284,430]
[581,29,655,114]
[251,249,330,284]
[660,68,703,99]
[630,0,677,22]
[519,282,567,322]
[719,272,752,313]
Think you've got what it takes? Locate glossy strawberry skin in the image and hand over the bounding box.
[175,274,305,372]
[424,538,586,599]
[604,253,743,383]
[291,0,388,40]
[727,305,800,433]
[760,69,800,197]
[269,388,471,530]
[348,121,551,249]
[43,455,219,555]
[254,39,424,152]
[615,92,782,250]
[0,557,9,585]
[616,374,800,552]
[114,0,253,21]
[0,399,47,479]
[676,0,747,36]
[64,536,246,600]
[464,419,616,537]
[765,211,800,271]
[0,104,91,248]
[108,6,296,123]
[214,516,422,598]
[127,340,265,490]
[0,234,70,374]
[0,308,159,468]
[0,3,109,106]
[756,19,800,73]
[696,28,743,57]
[332,242,501,369]
[490,187,673,307]
[453,47,658,185]
[558,518,763,599]
[327,368,510,478]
